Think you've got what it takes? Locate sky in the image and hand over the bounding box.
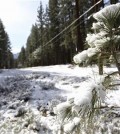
[0,0,48,54]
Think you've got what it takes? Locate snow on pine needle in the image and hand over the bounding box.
[63,117,80,133]
[54,75,107,133]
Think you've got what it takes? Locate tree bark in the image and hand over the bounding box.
[93,0,104,12]
[112,52,120,75]
[98,54,103,75]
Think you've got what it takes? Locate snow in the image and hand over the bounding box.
[87,48,100,57]
[0,65,119,133]
[106,89,120,107]
[64,122,75,133]
[73,51,88,64]
[73,117,80,125]
[74,86,92,106]
[92,22,103,30]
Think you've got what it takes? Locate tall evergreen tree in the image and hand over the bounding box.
[49,0,61,64]
[0,19,13,68]
[25,24,40,66]
[37,1,44,46]
[30,24,40,51]
[58,0,76,63]
[36,2,50,65]
[0,19,6,68]
[18,46,26,67]
[5,33,13,68]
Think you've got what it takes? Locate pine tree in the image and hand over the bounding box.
[25,24,40,66]
[31,24,40,51]
[26,35,32,66]
[58,0,76,63]
[0,19,13,68]
[37,1,44,46]
[42,6,51,65]
[36,2,50,65]
[0,19,6,68]
[74,3,120,75]
[49,0,61,64]
[5,33,13,68]
[18,46,26,67]
[8,51,14,68]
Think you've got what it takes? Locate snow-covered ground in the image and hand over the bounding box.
[0,65,120,134]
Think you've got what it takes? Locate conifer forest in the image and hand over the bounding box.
[17,0,120,68]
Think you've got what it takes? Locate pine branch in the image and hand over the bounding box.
[105,71,119,78]
[94,106,120,109]
[109,83,120,87]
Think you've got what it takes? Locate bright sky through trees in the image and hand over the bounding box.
[0,0,48,53]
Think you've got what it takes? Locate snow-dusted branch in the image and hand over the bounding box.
[74,3,120,75]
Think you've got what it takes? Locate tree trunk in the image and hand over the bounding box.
[98,54,103,75]
[101,0,104,8]
[75,0,84,52]
[94,0,99,12]
[93,0,104,12]
[112,52,120,75]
